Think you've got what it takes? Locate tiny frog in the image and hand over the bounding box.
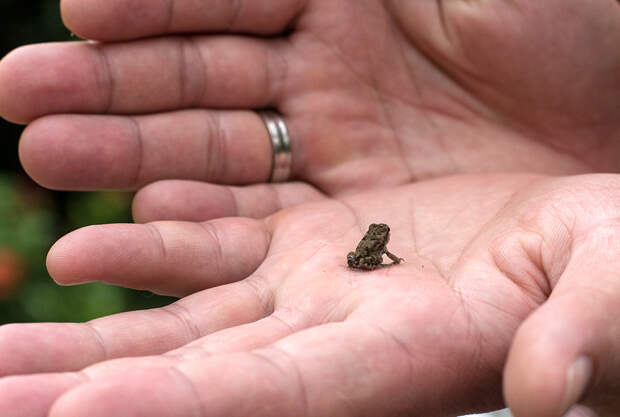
[347,223,404,270]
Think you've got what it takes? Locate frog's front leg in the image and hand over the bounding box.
[384,249,404,264]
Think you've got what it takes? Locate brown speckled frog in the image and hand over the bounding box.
[347,224,404,270]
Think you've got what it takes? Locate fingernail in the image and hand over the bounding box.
[560,356,593,415]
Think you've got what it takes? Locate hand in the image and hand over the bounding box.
[1,1,620,417]
[1,174,620,417]
[1,0,620,196]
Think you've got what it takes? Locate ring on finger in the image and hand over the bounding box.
[258,110,292,183]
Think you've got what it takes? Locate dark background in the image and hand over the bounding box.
[0,1,175,324]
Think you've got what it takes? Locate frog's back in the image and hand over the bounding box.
[355,224,390,256]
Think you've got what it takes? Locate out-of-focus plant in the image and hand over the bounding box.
[0,1,176,325]
[0,175,175,324]
[0,247,24,299]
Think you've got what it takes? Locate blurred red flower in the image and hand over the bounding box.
[0,247,25,299]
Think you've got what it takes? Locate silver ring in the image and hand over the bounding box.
[259,111,292,183]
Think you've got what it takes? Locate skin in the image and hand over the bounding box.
[0,0,619,416]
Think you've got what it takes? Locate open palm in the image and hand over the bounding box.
[2,174,620,417]
[1,0,619,197]
[2,1,620,417]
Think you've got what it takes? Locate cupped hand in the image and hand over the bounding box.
[1,174,620,417]
[1,0,620,195]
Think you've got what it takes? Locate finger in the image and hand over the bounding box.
[0,373,84,417]
[61,0,305,41]
[19,111,275,189]
[48,323,423,417]
[0,36,287,123]
[0,310,304,416]
[505,224,620,417]
[90,315,303,375]
[46,218,270,296]
[564,405,598,417]
[75,313,306,378]
[133,181,324,223]
[165,310,309,360]
[0,280,271,376]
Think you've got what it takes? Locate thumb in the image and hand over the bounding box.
[504,224,620,417]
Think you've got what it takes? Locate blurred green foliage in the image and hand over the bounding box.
[0,1,176,324]
[0,174,176,325]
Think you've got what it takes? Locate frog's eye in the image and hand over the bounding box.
[347,252,356,265]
